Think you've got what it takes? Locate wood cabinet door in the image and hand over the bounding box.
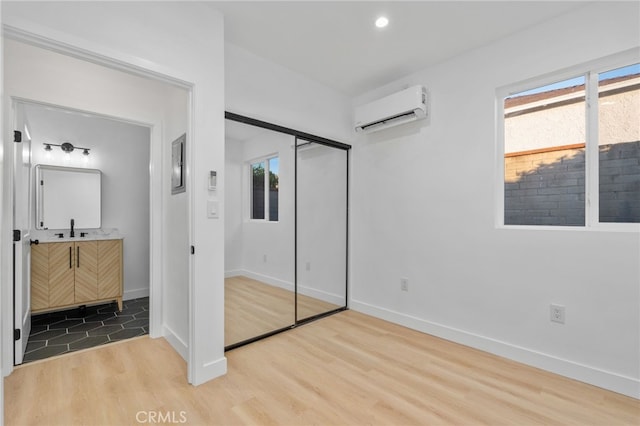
[48,242,75,307]
[97,240,122,299]
[31,243,49,311]
[74,241,98,303]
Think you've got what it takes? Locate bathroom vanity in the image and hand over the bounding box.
[31,235,123,313]
[30,164,124,313]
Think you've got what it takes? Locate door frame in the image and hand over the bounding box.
[11,101,31,364]
[1,39,190,379]
[223,112,351,351]
[9,98,156,365]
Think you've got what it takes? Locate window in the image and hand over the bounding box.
[250,156,279,221]
[501,60,639,227]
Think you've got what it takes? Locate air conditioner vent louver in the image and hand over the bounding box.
[354,85,427,133]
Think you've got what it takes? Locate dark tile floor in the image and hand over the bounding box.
[23,297,149,363]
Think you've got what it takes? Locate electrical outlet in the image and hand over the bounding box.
[400,278,409,292]
[263,254,267,263]
[550,304,565,324]
[305,262,311,271]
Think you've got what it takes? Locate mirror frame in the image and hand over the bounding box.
[35,164,102,230]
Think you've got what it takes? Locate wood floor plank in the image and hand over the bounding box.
[225,276,339,346]
[4,311,639,425]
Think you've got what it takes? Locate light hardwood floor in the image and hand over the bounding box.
[225,275,339,346]
[5,310,639,425]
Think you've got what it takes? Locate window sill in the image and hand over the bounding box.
[497,223,640,233]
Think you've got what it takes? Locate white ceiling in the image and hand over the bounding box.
[211,1,588,96]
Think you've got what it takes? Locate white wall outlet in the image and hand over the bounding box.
[263,254,267,263]
[400,278,409,292]
[550,304,565,324]
[305,261,311,271]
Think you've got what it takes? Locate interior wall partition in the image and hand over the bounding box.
[224,112,350,350]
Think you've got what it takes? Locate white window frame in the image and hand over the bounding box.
[496,48,640,232]
[248,153,279,223]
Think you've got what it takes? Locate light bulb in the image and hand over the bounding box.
[375,16,388,28]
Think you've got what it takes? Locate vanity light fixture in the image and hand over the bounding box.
[43,142,91,156]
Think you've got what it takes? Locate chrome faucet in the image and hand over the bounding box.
[70,218,75,238]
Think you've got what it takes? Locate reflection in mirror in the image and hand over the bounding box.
[35,165,101,229]
[225,119,295,347]
[296,140,347,321]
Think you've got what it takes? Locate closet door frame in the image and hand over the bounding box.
[224,112,350,351]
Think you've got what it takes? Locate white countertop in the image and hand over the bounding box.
[31,228,123,243]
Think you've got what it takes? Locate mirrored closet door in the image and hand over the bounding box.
[225,119,295,347]
[224,113,350,350]
[296,139,348,322]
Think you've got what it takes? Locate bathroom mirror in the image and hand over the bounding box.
[35,165,102,230]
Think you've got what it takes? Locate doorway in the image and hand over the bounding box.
[224,112,350,350]
[12,100,153,364]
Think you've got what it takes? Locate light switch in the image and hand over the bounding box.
[207,200,219,219]
[208,171,217,190]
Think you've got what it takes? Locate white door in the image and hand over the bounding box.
[13,103,32,364]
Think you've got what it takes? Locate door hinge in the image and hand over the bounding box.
[13,229,21,242]
[190,245,195,255]
[14,130,22,143]
[14,329,20,341]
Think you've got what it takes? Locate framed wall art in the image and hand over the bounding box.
[171,133,186,194]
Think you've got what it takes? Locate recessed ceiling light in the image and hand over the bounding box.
[375,16,389,28]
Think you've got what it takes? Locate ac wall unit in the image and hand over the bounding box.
[354,85,427,133]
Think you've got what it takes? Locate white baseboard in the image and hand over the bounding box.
[225,270,344,306]
[224,269,243,278]
[226,269,293,292]
[124,287,149,301]
[350,300,640,399]
[162,324,188,362]
[298,283,344,306]
[190,356,228,386]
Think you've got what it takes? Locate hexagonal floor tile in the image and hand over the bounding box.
[88,324,123,336]
[85,312,117,322]
[24,297,149,364]
[108,328,145,341]
[25,340,46,354]
[69,335,110,351]
[48,332,87,345]
[68,321,103,333]
[134,310,149,319]
[118,305,145,316]
[122,319,149,329]
[103,315,134,325]
[29,328,67,341]
[23,345,68,362]
[48,319,84,330]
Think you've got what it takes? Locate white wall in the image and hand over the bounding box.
[225,42,352,142]
[234,130,295,288]
[0,0,5,419]
[225,43,352,305]
[24,103,151,300]
[224,136,243,273]
[225,132,348,306]
[162,89,189,359]
[351,2,640,398]
[2,0,226,386]
[297,144,348,305]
